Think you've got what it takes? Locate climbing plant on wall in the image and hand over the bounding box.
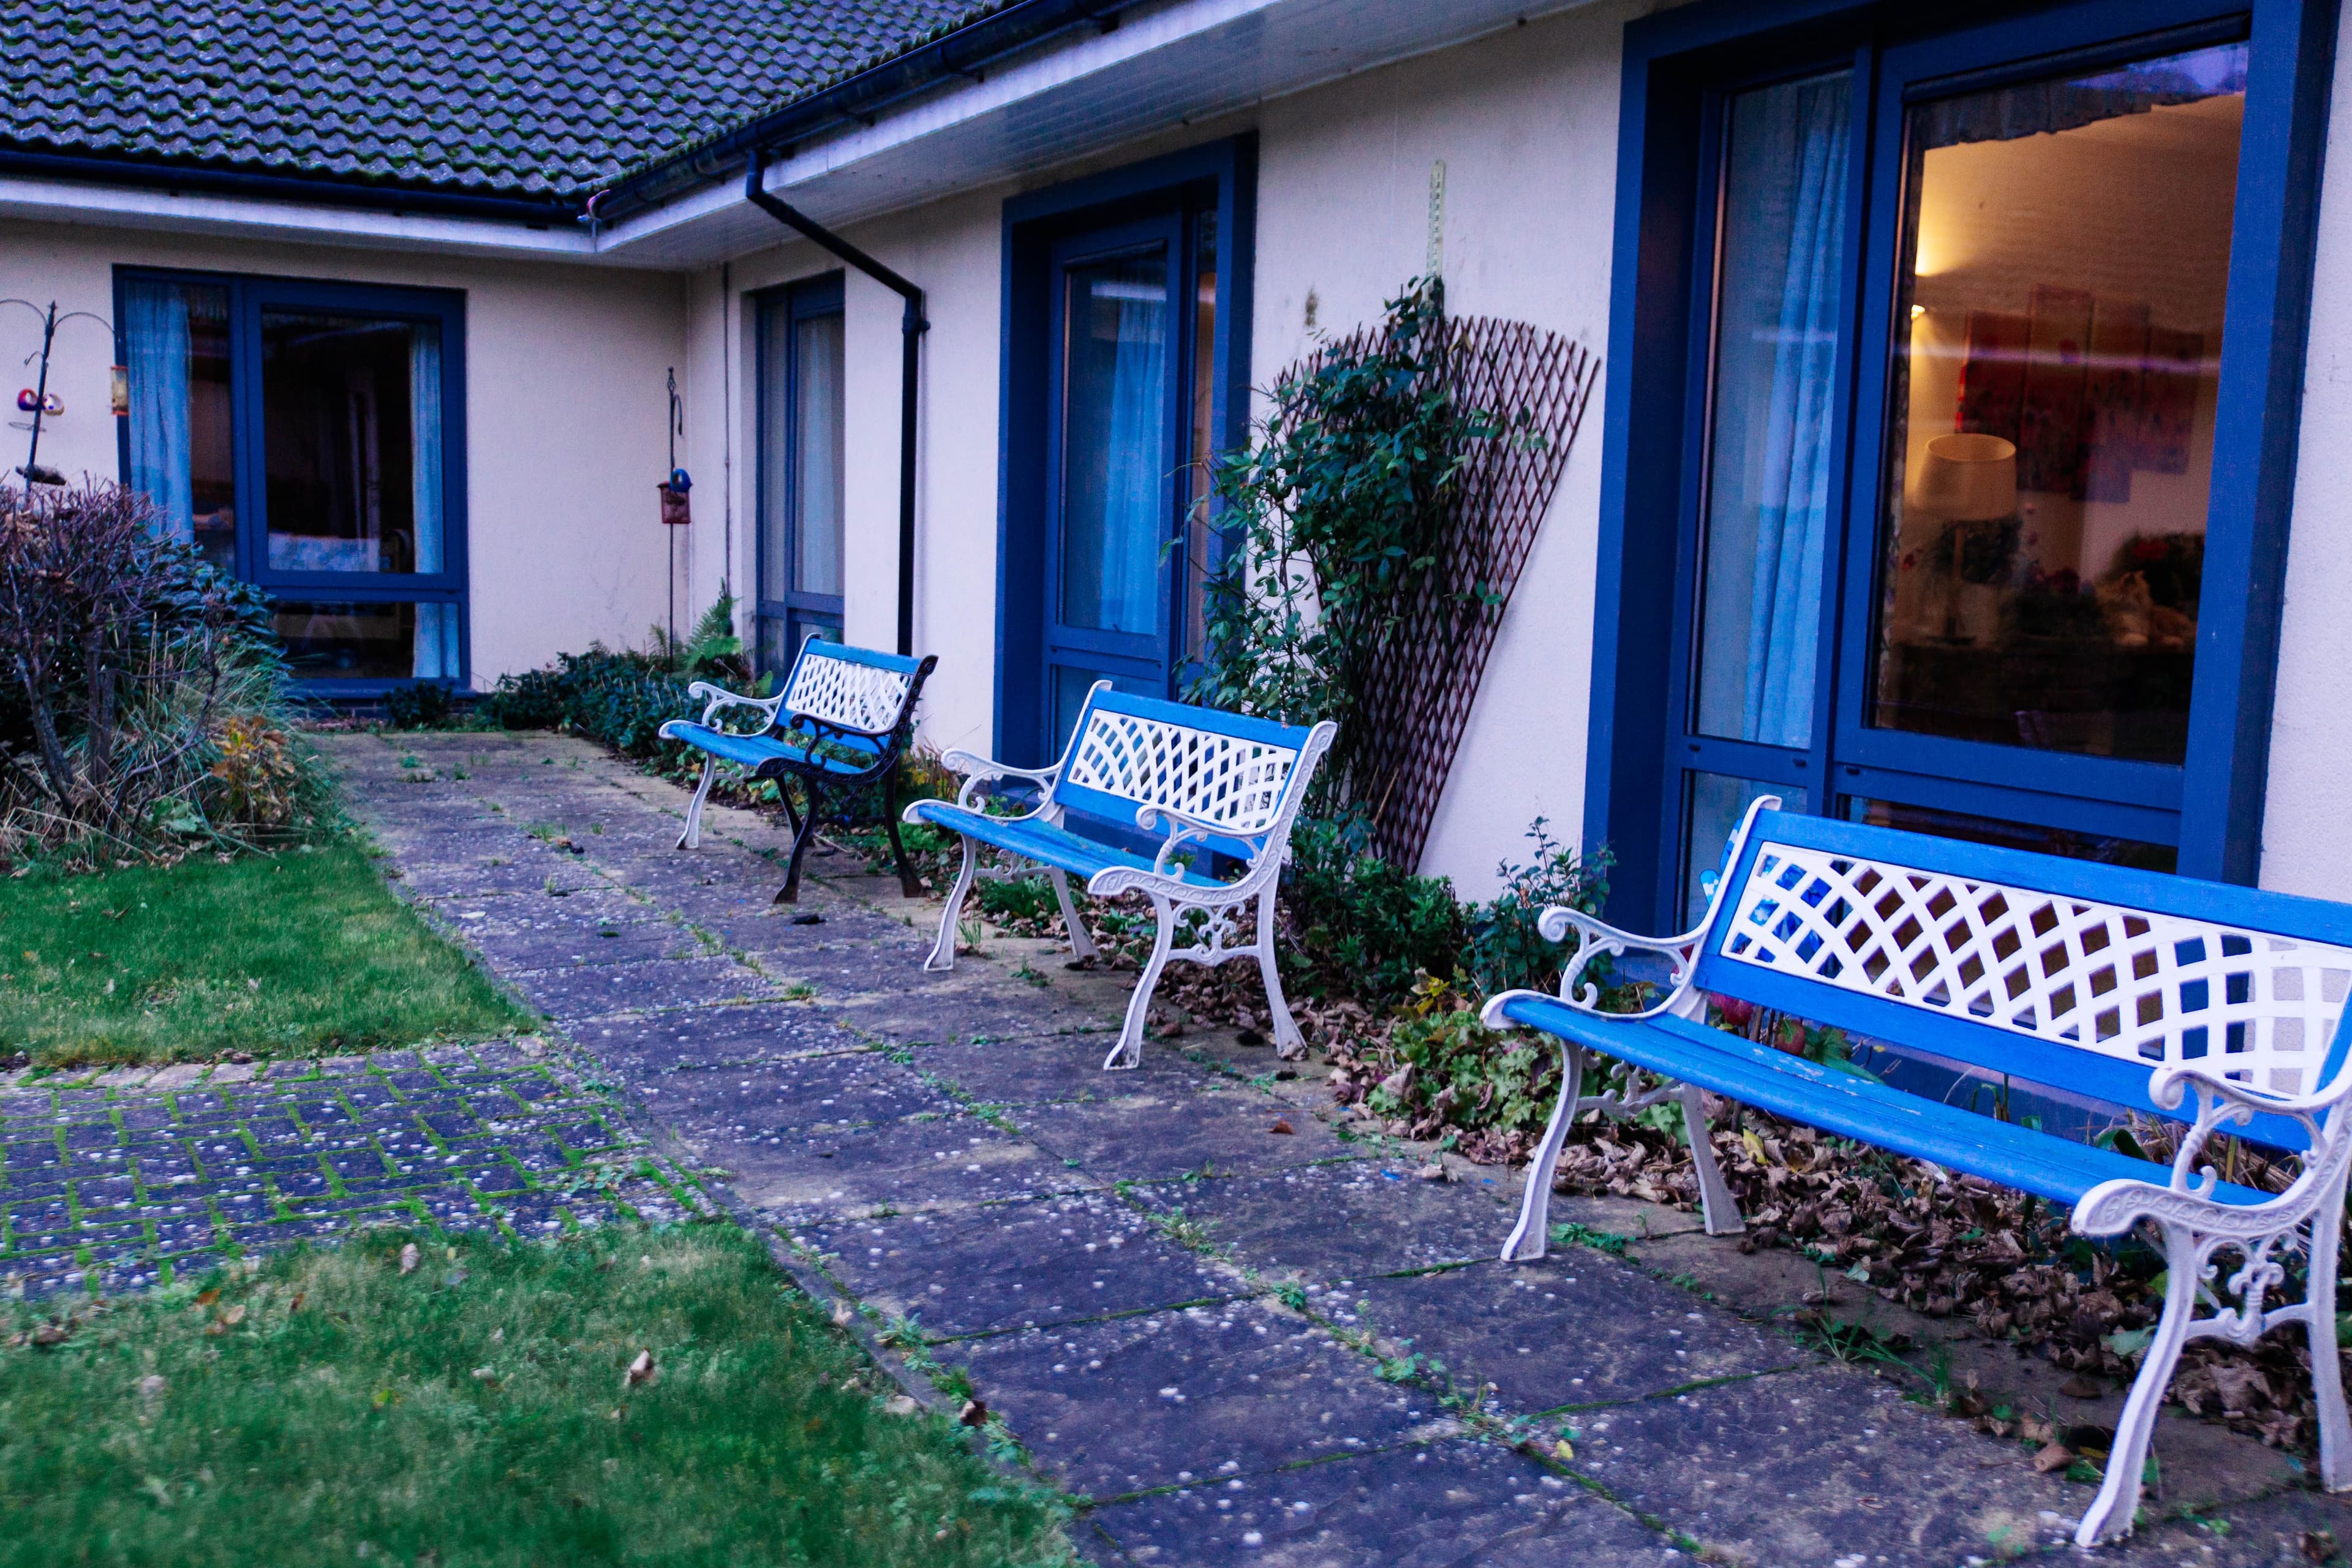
[1188,276,1598,867]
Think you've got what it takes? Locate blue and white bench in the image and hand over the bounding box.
[905,682,1336,1070]
[658,636,937,903]
[1482,797,2352,1545]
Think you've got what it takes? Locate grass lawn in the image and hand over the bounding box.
[0,1223,1074,1567]
[0,838,530,1069]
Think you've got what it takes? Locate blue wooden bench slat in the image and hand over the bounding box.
[1481,797,2352,1548]
[916,804,1227,891]
[657,725,884,777]
[1493,995,2273,1210]
[658,633,937,903]
[905,679,1336,1069]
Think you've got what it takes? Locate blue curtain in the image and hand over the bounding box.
[1096,290,1166,635]
[1741,78,1849,747]
[408,324,459,679]
[124,280,194,543]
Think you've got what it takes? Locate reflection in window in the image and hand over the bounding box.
[274,600,456,681]
[1844,796,2176,872]
[1871,42,2244,763]
[1684,773,1810,927]
[1693,71,1852,750]
[1183,213,1219,669]
[123,278,235,571]
[1060,252,1169,635]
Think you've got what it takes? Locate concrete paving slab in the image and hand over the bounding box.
[1343,1254,1803,1411]
[1134,1161,1520,1280]
[1017,1087,1357,1181]
[654,1052,959,1133]
[796,1190,1236,1340]
[707,1110,1084,1221]
[510,956,785,1020]
[1569,1363,2084,1566]
[1088,1438,1687,1567]
[945,1298,1452,1502]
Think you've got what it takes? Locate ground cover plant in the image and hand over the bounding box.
[0,1223,1075,1568]
[0,839,527,1068]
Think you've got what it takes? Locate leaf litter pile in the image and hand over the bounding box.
[1315,993,2346,1459]
[923,865,2346,1462]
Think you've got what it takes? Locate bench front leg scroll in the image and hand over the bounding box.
[1106,891,1177,1070]
[1256,886,1306,1061]
[1501,1038,1586,1262]
[2071,1069,2352,1545]
[677,756,718,851]
[925,834,979,973]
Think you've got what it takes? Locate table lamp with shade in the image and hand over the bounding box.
[1905,432,2018,643]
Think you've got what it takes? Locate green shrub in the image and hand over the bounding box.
[1283,809,1466,1008]
[480,649,699,759]
[382,680,456,730]
[0,480,333,862]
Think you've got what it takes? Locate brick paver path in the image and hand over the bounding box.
[134,731,2352,1565]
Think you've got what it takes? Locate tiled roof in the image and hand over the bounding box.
[0,0,1003,200]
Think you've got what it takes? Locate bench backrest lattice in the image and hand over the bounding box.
[1698,810,2352,1144]
[781,641,925,736]
[1053,687,1314,861]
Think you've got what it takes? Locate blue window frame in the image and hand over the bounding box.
[1588,0,2337,932]
[114,266,469,692]
[754,273,848,674]
[998,136,1256,766]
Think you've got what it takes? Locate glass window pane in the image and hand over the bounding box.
[1060,251,1169,635]
[123,279,235,571]
[794,312,846,598]
[1684,772,1810,927]
[273,600,458,680]
[756,301,793,612]
[1183,213,1218,668]
[1869,42,2244,763]
[260,311,442,577]
[1844,796,2176,872]
[1052,666,1115,755]
[1692,71,1852,749]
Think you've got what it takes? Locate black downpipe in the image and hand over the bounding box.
[744,151,925,657]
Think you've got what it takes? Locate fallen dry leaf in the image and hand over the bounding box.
[2032,1444,2075,1474]
[959,1398,989,1427]
[398,1243,420,1276]
[1268,1119,1295,1136]
[884,1394,920,1417]
[29,1322,69,1348]
[624,1349,657,1389]
[2060,1374,2105,1400]
[219,1304,246,1327]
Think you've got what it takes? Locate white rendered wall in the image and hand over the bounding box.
[1250,3,1634,894]
[0,221,686,685]
[2263,1,2352,897]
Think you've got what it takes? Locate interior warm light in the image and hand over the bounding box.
[1910,304,1928,320]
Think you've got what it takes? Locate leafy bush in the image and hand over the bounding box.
[0,480,331,861]
[1283,809,1466,1008]
[1462,817,1610,996]
[481,649,697,758]
[382,680,456,730]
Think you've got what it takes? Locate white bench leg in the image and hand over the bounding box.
[2078,1223,2201,1547]
[1050,869,1098,963]
[1681,1084,1746,1236]
[1105,892,1174,1070]
[925,834,978,974]
[1253,888,1308,1061]
[2311,1184,2352,1491]
[676,757,717,850]
[1502,1041,1585,1262]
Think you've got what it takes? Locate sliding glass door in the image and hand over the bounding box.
[1646,0,2270,924]
[118,270,467,688]
[755,274,846,674]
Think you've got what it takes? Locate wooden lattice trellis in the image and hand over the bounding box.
[1294,312,1598,869]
